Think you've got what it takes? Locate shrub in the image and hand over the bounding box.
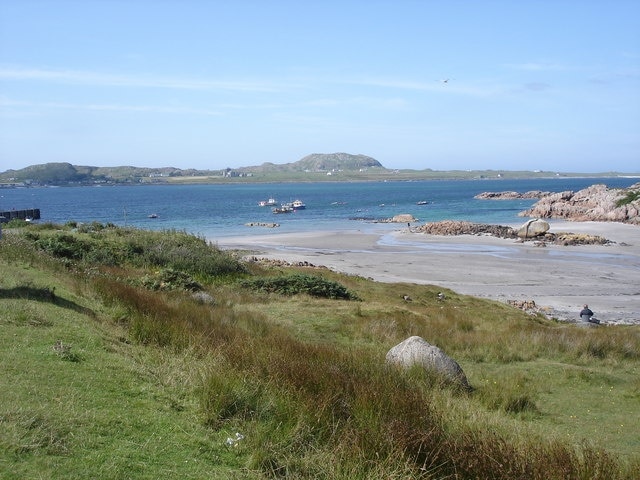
[35,233,90,260]
[139,268,203,292]
[21,223,247,278]
[239,273,360,300]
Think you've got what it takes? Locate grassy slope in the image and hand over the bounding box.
[0,261,250,479]
[1,224,639,479]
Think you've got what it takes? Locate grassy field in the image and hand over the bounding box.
[1,221,638,479]
[162,168,629,185]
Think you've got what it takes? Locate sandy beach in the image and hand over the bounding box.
[216,221,640,325]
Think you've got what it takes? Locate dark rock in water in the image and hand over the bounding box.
[475,190,550,199]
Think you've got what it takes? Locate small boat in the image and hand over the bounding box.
[416,200,429,205]
[272,205,293,214]
[148,213,158,218]
[290,199,306,210]
[258,198,277,207]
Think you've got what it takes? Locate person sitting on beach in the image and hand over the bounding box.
[579,304,597,323]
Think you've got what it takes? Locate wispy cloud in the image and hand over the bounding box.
[0,66,286,92]
[331,76,501,97]
[1,65,506,100]
[0,97,222,116]
[524,82,552,92]
[505,62,569,72]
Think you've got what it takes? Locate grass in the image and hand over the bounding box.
[1,222,639,479]
[0,265,248,479]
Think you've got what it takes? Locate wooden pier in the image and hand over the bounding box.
[0,208,41,223]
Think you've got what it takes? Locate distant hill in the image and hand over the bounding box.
[0,162,222,184]
[241,153,384,173]
[2,155,634,186]
[0,153,386,185]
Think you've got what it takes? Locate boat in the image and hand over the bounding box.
[416,200,429,205]
[272,204,293,214]
[148,213,158,218]
[258,198,277,207]
[289,199,306,210]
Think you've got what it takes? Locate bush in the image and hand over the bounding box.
[239,273,360,300]
[139,268,203,292]
[22,223,247,278]
[35,233,91,260]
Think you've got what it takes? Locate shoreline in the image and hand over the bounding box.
[216,221,640,325]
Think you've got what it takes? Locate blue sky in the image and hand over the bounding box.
[1,1,639,173]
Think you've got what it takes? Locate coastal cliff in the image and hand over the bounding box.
[519,183,640,224]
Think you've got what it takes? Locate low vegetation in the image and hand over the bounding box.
[240,273,360,300]
[1,222,639,479]
[616,189,640,207]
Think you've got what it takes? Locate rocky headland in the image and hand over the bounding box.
[476,183,640,224]
[519,183,640,224]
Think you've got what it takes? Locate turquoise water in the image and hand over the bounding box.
[1,177,637,240]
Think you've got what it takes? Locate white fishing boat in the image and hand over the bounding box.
[258,197,277,207]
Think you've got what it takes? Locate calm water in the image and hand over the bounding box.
[1,177,637,240]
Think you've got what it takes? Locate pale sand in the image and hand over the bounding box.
[215,221,640,325]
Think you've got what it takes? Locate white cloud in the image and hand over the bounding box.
[0,97,222,116]
[505,62,569,72]
[0,66,285,92]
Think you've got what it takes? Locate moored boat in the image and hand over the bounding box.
[289,199,306,210]
[272,205,293,214]
[258,197,277,207]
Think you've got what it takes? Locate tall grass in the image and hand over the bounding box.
[98,277,630,478]
[3,223,639,478]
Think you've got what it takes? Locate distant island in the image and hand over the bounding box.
[1,153,637,187]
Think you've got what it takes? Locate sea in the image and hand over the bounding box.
[1,177,638,241]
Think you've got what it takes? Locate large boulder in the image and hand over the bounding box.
[517,218,550,238]
[385,336,471,391]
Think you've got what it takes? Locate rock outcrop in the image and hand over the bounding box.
[414,220,611,245]
[377,214,418,224]
[385,336,471,391]
[415,220,518,238]
[245,222,280,228]
[519,183,640,224]
[475,190,550,199]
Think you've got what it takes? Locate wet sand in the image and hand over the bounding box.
[215,221,640,325]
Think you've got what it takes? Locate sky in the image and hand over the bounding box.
[1,1,639,173]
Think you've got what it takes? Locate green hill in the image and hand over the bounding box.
[241,153,384,174]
